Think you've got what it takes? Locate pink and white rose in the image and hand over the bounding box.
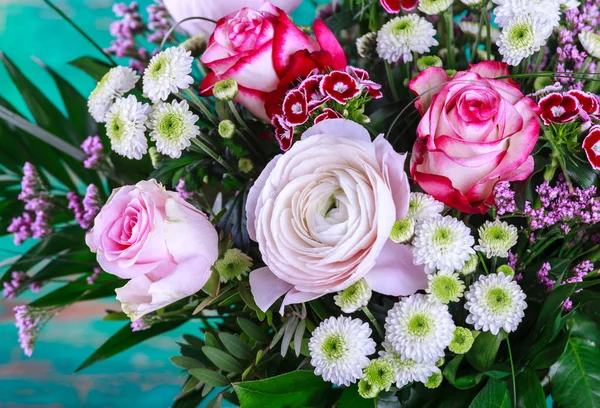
[163,0,301,37]
[409,61,541,214]
[86,180,218,321]
[246,119,427,313]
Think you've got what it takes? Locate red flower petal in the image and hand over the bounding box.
[271,115,294,151]
[282,89,308,126]
[299,75,329,111]
[583,126,600,170]
[320,71,360,104]
[313,19,347,71]
[314,108,343,124]
[568,90,600,115]
[539,93,581,125]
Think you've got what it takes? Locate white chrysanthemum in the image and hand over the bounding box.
[559,0,579,9]
[459,21,501,43]
[384,294,456,363]
[579,31,600,60]
[497,14,552,66]
[149,100,199,158]
[474,220,518,258]
[143,46,194,103]
[461,0,486,5]
[88,66,140,123]
[426,271,466,304]
[334,279,372,313]
[407,192,445,221]
[413,216,475,274]
[465,273,527,335]
[377,15,439,63]
[419,0,453,14]
[492,0,561,29]
[309,316,376,386]
[105,95,151,160]
[379,341,440,387]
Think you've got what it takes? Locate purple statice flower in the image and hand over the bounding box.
[493,181,516,216]
[537,262,556,292]
[14,305,45,357]
[562,298,574,312]
[81,136,104,169]
[176,178,193,201]
[29,282,41,293]
[87,267,102,285]
[3,271,28,299]
[68,184,101,230]
[508,251,517,269]
[67,191,85,227]
[564,260,594,285]
[131,318,151,332]
[147,1,171,44]
[104,2,150,71]
[18,162,39,202]
[8,213,33,246]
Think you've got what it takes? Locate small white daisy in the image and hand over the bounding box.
[413,215,475,274]
[465,273,527,335]
[497,14,552,66]
[88,66,140,123]
[143,46,194,103]
[379,341,440,387]
[149,100,199,158]
[384,294,455,363]
[579,30,600,60]
[426,271,466,304]
[475,220,518,259]
[492,0,561,29]
[377,15,439,63]
[407,192,445,221]
[419,0,453,15]
[105,95,151,160]
[309,316,376,386]
[334,279,372,314]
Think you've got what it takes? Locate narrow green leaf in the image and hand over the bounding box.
[202,346,245,373]
[202,268,220,297]
[237,318,270,344]
[238,282,259,312]
[466,331,503,372]
[469,379,511,408]
[69,56,112,81]
[188,368,230,387]
[206,394,223,408]
[218,333,253,361]
[204,332,220,349]
[183,376,200,393]
[336,385,371,408]
[170,356,204,369]
[516,368,546,408]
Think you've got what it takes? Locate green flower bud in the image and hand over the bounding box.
[416,55,443,71]
[496,265,515,277]
[363,359,395,391]
[445,69,457,77]
[218,119,236,139]
[390,218,415,244]
[238,158,254,174]
[449,327,474,354]
[356,32,378,60]
[214,248,253,283]
[181,35,206,58]
[213,79,238,101]
[460,253,479,275]
[424,371,443,389]
[358,377,379,399]
[435,357,445,367]
[534,76,554,91]
[334,279,372,313]
[148,146,161,169]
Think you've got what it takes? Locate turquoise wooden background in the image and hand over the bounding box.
[0,1,324,406]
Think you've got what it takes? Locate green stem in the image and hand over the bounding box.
[190,138,235,173]
[477,252,490,274]
[469,12,485,64]
[181,89,217,126]
[444,9,455,70]
[385,62,399,101]
[483,11,492,60]
[228,101,252,134]
[362,307,384,339]
[490,257,497,274]
[506,333,517,408]
[43,0,116,66]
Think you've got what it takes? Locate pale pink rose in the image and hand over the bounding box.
[164,0,301,37]
[86,180,218,321]
[409,61,541,214]
[199,3,346,120]
[246,119,427,313]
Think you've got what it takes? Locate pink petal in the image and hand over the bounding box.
[373,135,410,219]
[272,12,318,76]
[409,67,449,115]
[313,20,347,70]
[467,61,518,88]
[279,288,322,315]
[249,267,293,312]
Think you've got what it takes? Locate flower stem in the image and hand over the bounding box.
[506,332,517,408]
[191,138,235,173]
[362,307,384,339]
[483,11,492,60]
[181,89,217,126]
[385,62,399,102]
[444,9,455,70]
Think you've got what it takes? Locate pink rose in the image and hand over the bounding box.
[409,62,541,214]
[199,3,346,120]
[86,180,218,320]
[163,0,301,36]
[246,119,427,313]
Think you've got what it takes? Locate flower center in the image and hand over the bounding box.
[551,106,566,117]
[406,313,433,337]
[509,24,534,47]
[433,227,454,246]
[431,276,459,298]
[333,82,348,93]
[485,287,512,313]
[393,19,413,34]
[149,57,168,79]
[322,334,346,361]
[291,102,303,114]
[485,225,510,243]
[157,112,185,141]
[109,116,127,141]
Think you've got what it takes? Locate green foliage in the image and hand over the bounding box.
[469,379,511,408]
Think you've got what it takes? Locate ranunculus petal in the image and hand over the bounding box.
[302,117,371,143]
[365,241,428,296]
[249,267,294,312]
[279,288,322,314]
[374,135,409,219]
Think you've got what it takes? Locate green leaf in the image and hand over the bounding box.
[336,385,371,408]
[238,282,259,312]
[516,368,546,408]
[466,332,503,372]
[529,331,569,370]
[76,318,186,371]
[469,379,511,408]
[170,356,204,369]
[204,332,221,349]
[237,318,270,344]
[218,188,250,251]
[30,277,125,308]
[549,337,600,408]
[183,376,200,393]
[188,368,230,387]
[568,312,600,346]
[206,394,223,408]
[69,56,112,81]
[218,333,253,361]
[202,346,245,373]
[202,267,220,297]
[233,371,330,408]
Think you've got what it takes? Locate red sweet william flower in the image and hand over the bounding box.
[568,90,600,116]
[539,93,580,125]
[314,108,343,124]
[583,125,600,170]
[271,114,294,151]
[380,0,419,13]
[282,89,308,126]
[346,66,383,99]
[298,75,329,112]
[320,71,360,104]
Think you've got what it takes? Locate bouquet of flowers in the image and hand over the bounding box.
[2,0,600,406]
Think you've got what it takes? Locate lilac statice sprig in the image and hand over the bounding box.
[13,305,62,357]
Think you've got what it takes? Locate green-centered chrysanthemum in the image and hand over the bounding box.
[407,192,444,221]
[88,66,140,123]
[105,95,150,160]
[448,327,474,354]
[356,32,378,60]
[475,220,518,259]
[334,279,372,313]
[376,15,438,63]
[419,0,453,15]
[214,248,253,283]
[416,55,443,71]
[424,371,443,389]
[238,158,254,174]
[143,46,194,103]
[390,218,415,244]
[358,377,379,399]
[426,271,465,304]
[460,253,479,276]
[496,265,515,277]
[149,99,199,159]
[579,31,600,59]
[363,359,395,391]
[213,79,239,101]
[497,15,550,66]
[218,119,236,139]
